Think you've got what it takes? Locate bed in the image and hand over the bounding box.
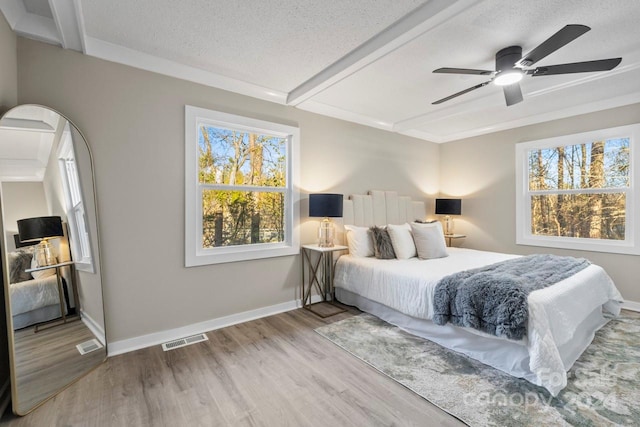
[333,190,623,396]
[7,245,70,330]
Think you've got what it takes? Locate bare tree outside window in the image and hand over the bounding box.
[198,125,287,248]
[527,138,629,241]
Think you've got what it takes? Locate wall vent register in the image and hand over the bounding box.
[161,334,209,351]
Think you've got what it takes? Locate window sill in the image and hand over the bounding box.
[185,244,300,267]
[516,235,640,256]
[75,261,95,273]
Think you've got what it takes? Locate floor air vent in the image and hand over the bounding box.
[161,333,209,351]
[76,339,103,355]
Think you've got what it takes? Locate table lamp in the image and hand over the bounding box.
[17,216,64,267]
[435,198,462,235]
[309,193,343,247]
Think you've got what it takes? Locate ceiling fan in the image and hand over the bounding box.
[432,25,622,106]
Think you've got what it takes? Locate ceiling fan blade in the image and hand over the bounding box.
[432,81,492,105]
[517,24,590,67]
[503,83,523,106]
[433,67,494,75]
[528,58,622,76]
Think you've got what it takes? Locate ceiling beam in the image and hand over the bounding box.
[286,0,482,106]
[49,0,84,52]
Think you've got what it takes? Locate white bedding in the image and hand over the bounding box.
[10,275,61,316]
[334,247,624,395]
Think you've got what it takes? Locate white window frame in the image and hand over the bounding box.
[516,123,640,255]
[185,105,300,266]
[57,122,95,272]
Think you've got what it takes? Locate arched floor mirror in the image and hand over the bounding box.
[0,105,106,415]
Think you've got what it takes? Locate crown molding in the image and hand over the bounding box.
[83,36,289,104]
[426,91,640,143]
[296,99,394,132]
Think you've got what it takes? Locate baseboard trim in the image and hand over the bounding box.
[80,309,106,346]
[622,300,640,312]
[108,295,323,357]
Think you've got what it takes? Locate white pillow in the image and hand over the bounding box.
[410,222,448,259]
[386,223,417,259]
[30,257,56,280]
[344,225,374,257]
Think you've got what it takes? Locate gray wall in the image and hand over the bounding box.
[40,117,104,331]
[0,12,15,409]
[1,181,49,252]
[17,38,439,343]
[0,13,16,113]
[440,102,640,303]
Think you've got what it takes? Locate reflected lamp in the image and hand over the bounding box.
[309,194,343,247]
[17,216,63,267]
[435,199,462,235]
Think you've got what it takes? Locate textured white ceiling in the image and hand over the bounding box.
[81,0,426,92]
[23,0,51,19]
[2,0,640,142]
[306,0,640,140]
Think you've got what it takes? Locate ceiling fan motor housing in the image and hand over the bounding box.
[496,46,523,72]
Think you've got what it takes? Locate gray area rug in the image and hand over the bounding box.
[315,311,640,426]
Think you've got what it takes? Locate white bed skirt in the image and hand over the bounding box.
[336,288,609,389]
[12,304,63,330]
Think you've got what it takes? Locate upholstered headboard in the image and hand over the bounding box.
[343,190,426,227]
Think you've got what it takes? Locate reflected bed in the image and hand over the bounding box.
[7,246,69,330]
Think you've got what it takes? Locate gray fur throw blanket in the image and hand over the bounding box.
[433,254,590,340]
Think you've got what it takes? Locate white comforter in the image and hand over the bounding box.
[334,248,623,395]
[10,275,61,316]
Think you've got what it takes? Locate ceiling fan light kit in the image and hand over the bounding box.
[432,25,622,107]
[493,70,523,86]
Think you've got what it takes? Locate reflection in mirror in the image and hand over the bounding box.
[0,105,106,415]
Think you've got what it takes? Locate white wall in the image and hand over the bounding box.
[440,102,640,303]
[16,38,440,343]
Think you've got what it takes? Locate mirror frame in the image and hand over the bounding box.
[0,104,107,415]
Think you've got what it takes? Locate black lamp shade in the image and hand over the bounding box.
[17,216,64,242]
[435,199,462,215]
[309,193,343,218]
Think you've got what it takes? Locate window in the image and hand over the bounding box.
[185,106,300,266]
[516,123,640,255]
[58,122,94,272]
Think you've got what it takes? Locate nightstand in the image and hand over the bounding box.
[444,234,466,247]
[25,261,79,331]
[301,244,348,318]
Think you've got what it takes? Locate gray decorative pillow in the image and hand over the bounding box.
[369,226,396,259]
[410,222,448,260]
[8,249,34,284]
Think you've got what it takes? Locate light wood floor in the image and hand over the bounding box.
[13,319,106,414]
[1,305,466,426]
